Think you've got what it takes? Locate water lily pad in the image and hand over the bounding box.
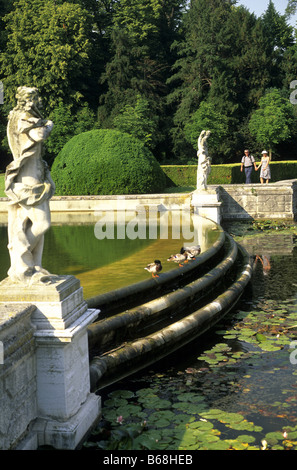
[265,431,285,444]
[237,434,256,444]
[189,420,214,431]
[226,439,249,450]
[260,343,281,351]
[104,398,128,408]
[172,414,192,425]
[136,388,158,398]
[148,412,174,428]
[175,392,205,403]
[138,396,171,409]
[256,333,267,342]
[287,431,297,440]
[201,440,231,450]
[200,409,225,419]
[172,402,207,414]
[108,389,135,399]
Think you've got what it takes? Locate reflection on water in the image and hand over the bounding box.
[0,212,220,299]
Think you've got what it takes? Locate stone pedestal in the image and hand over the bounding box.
[191,188,221,224]
[0,304,37,450]
[0,275,100,450]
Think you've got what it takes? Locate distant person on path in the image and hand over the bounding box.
[256,150,271,184]
[241,149,257,184]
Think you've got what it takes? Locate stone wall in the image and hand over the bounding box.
[216,180,297,220]
[0,304,38,450]
[0,181,296,222]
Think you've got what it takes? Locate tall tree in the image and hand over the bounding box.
[248,88,297,157]
[0,0,93,115]
[97,0,185,160]
[113,94,159,150]
[286,0,297,16]
[260,1,294,89]
[168,0,272,162]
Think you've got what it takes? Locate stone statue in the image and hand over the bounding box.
[4,86,55,285]
[196,130,211,191]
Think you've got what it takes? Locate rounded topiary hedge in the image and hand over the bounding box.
[51,129,167,195]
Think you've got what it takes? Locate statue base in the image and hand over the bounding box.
[191,188,221,224]
[0,275,101,449]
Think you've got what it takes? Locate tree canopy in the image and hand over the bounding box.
[0,0,297,169]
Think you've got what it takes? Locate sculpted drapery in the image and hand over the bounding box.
[4,86,55,285]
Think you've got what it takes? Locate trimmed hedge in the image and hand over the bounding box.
[161,161,297,187]
[51,129,167,195]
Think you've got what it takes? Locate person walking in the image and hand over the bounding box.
[241,149,257,184]
[256,150,271,184]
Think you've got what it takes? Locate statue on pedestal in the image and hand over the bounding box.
[196,130,211,191]
[4,86,55,285]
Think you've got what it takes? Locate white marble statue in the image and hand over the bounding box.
[4,86,55,285]
[196,130,211,191]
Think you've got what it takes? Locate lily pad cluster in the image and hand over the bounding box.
[216,301,297,353]
[84,386,264,450]
[223,219,297,241]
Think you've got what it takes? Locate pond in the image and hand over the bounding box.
[83,221,297,451]
[0,211,219,298]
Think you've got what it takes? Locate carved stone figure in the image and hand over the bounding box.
[4,86,55,285]
[196,130,211,190]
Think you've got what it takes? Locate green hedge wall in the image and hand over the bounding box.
[161,161,297,187]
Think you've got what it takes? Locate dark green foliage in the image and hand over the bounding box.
[1,0,297,167]
[248,88,297,154]
[0,0,93,115]
[168,0,275,162]
[51,129,167,195]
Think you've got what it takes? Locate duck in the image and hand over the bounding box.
[144,260,162,278]
[182,245,201,260]
[167,249,188,267]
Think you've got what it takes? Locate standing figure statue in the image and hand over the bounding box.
[4,86,55,285]
[196,130,211,191]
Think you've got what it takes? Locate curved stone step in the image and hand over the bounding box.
[88,241,252,391]
[88,234,238,354]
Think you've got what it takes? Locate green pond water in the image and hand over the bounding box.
[83,225,297,451]
[0,212,219,298]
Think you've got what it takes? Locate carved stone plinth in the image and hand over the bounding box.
[0,275,100,449]
[191,188,221,224]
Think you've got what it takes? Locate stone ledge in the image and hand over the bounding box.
[0,275,80,303]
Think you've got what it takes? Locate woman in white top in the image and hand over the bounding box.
[256,150,271,184]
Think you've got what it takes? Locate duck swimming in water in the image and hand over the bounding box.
[144,260,162,277]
